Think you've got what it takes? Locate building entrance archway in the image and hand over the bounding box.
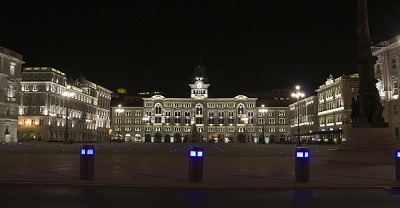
[237,134,245,143]
[145,134,151,142]
[29,131,36,141]
[269,135,275,144]
[154,133,161,143]
[259,135,265,144]
[217,134,224,143]
[164,134,171,143]
[174,133,181,143]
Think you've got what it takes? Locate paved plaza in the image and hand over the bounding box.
[0,142,398,188]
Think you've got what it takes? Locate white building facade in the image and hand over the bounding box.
[315,74,359,143]
[18,67,112,142]
[289,96,319,143]
[111,66,291,143]
[0,46,24,143]
[372,35,400,140]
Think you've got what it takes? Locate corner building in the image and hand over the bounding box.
[18,67,112,142]
[372,35,400,140]
[112,66,291,143]
[0,46,24,143]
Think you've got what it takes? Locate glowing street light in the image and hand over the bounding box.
[241,117,249,143]
[115,104,125,142]
[291,85,305,146]
[258,104,268,144]
[62,86,75,144]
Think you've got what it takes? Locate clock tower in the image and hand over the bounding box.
[189,65,210,99]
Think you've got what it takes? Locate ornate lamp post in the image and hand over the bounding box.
[292,85,305,146]
[143,115,150,142]
[258,105,268,144]
[115,104,124,142]
[62,86,75,144]
[241,117,248,143]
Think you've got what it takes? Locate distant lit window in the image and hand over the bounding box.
[269,118,275,124]
[10,62,15,75]
[155,103,162,114]
[237,104,244,114]
[392,58,397,70]
[196,104,203,115]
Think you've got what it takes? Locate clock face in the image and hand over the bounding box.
[196,81,203,89]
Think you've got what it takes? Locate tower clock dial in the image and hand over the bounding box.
[196,81,204,89]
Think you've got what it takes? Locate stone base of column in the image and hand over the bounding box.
[329,124,399,164]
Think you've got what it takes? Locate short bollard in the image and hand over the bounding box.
[188,146,204,182]
[395,148,400,181]
[80,145,95,180]
[295,147,310,182]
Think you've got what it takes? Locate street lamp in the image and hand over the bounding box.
[115,104,124,143]
[241,117,248,143]
[291,85,305,146]
[143,115,150,143]
[258,105,268,144]
[62,86,75,144]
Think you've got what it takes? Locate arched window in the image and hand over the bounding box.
[196,104,203,116]
[155,103,162,114]
[237,104,244,115]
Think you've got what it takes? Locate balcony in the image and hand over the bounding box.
[6,97,16,102]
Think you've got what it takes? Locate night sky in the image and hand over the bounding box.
[1,0,400,98]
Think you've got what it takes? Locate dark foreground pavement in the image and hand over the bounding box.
[1,183,400,208]
[0,143,399,188]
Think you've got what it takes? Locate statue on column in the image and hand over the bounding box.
[352,0,385,125]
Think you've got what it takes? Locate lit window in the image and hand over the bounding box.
[10,63,15,75]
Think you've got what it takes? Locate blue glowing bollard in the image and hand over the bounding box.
[80,145,95,180]
[295,147,310,182]
[188,146,204,182]
[395,148,400,181]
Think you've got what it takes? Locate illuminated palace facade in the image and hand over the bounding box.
[18,67,113,142]
[0,46,24,143]
[112,66,291,143]
[289,74,359,143]
[373,35,400,140]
